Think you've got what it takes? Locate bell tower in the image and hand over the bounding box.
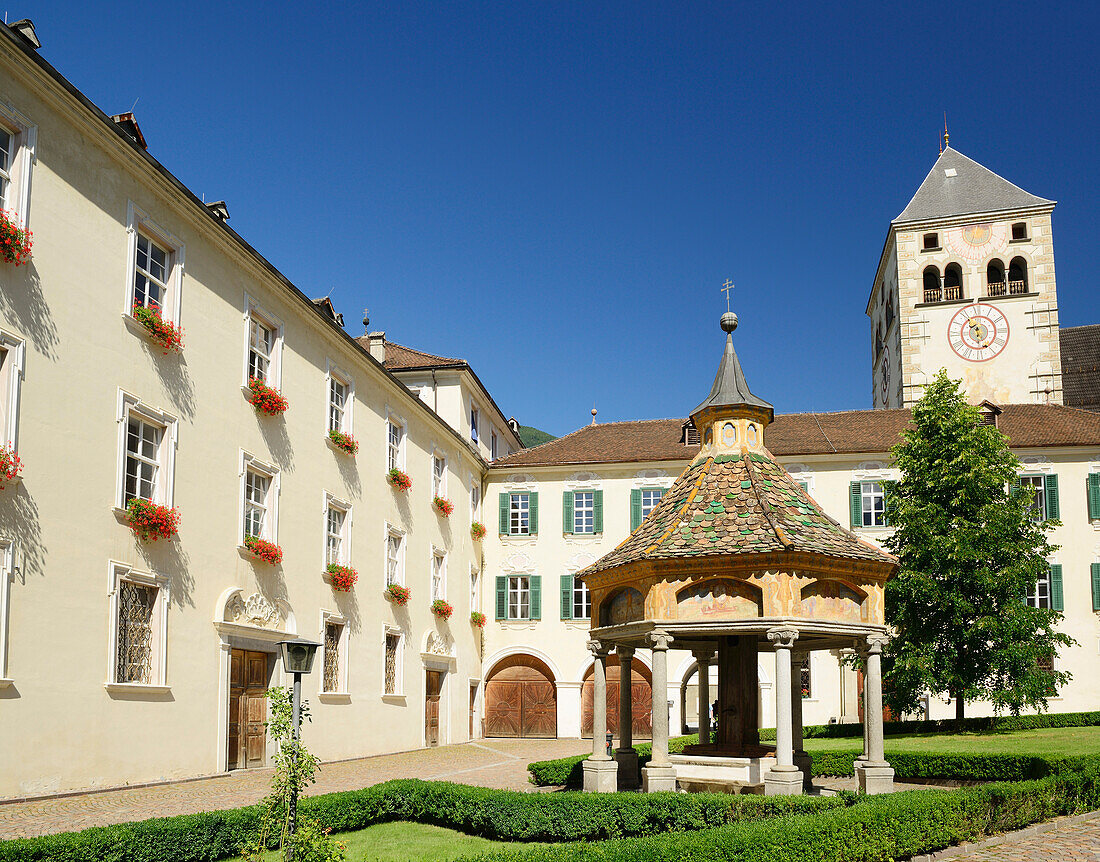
[868,139,1061,408]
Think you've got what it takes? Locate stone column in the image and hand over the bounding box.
[582,639,617,792]
[855,634,894,794]
[853,643,869,767]
[692,649,714,747]
[615,646,639,787]
[764,628,803,796]
[641,630,677,792]
[791,651,812,790]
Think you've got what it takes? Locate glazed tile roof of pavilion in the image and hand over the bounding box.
[582,448,893,577]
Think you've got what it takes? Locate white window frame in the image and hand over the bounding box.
[1025,567,1052,609]
[509,492,530,536]
[238,451,280,546]
[861,481,887,528]
[639,488,664,521]
[491,431,498,460]
[322,492,352,568]
[325,361,354,437]
[384,524,406,587]
[0,101,36,228]
[115,391,177,510]
[382,625,405,698]
[0,329,26,450]
[386,410,407,472]
[432,451,448,499]
[572,574,591,620]
[241,296,284,389]
[573,490,595,534]
[1020,474,1047,523]
[470,405,479,443]
[470,479,481,523]
[431,549,447,602]
[470,565,480,613]
[105,560,169,692]
[507,574,531,620]
[0,540,14,686]
[319,610,350,697]
[124,203,184,325]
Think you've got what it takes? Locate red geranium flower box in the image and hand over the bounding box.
[244,534,283,564]
[470,611,486,628]
[0,443,22,490]
[126,498,180,542]
[433,496,454,517]
[0,210,32,266]
[387,469,412,492]
[386,583,411,605]
[327,562,358,592]
[471,521,486,541]
[132,303,184,353]
[431,599,453,620]
[247,378,288,416]
[328,429,358,455]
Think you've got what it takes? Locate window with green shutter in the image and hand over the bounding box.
[529,575,541,620]
[1044,474,1060,520]
[593,490,603,533]
[495,575,507,620]
[1091,563,1100,612]
[882,480,898,527]
[560,574,573,619]
[849,481,862,528]
[529,491,539,534]
[1050,564,1064,612]
[498,493,509,535]
[630,489,642,531]
[1088,474,1100,521]
[503,492,535,535]
[562,491,574,535]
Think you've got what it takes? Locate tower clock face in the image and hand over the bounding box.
[947,303,1009,362]
[880,347,890,398]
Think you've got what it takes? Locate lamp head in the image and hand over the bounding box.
[277,639,321,675]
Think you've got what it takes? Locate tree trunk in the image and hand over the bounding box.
[955,693,965,720]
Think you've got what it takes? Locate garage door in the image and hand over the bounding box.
[484,655,557,738]
[581,657,652,739]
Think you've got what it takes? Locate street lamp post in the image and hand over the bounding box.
[276,639,320,862]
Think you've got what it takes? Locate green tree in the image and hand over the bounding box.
[883,371,1073,719]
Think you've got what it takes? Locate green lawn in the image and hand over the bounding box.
[262,821,541,861]
[802,725,1100,756]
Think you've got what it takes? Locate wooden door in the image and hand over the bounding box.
[521,679,557,737]
[581,658,652,739]
[469,683,478,739]
[425,670,442,747]
[483,656,557,738]
[228,649,271,770]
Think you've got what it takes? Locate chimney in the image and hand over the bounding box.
[110,112,147,150]
[367,331,386,362]
[9,19,40,49]
[206,201,230,222]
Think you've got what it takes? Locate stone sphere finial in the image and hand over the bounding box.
[721,311,738,333]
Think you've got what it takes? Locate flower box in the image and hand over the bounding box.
[244,534,283,564]
[132,303,184,354]
[0,443,22,490]
[433,496,454,517]
[470,611,486,628]
[431,599,453,620]
[246,378,289,416]
[0,210,32,266]
[328,429,358,455]
[386,583,410,605]
[471,521,486,541]
[326,562,358,592]
[387,469,412,492]
[126,498,180,542]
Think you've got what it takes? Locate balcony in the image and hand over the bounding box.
[985,280,1028,298]
[923,285,963,304]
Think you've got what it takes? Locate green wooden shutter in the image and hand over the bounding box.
[529,492,539,535]
[1050,565,1064,612]
[1091,563,1100,612]
[562,491,574,534]
[882,480,897,527]
[593,490,604,533]
[630,489,642,530]
[529,575,541,620]
[1045,475,1060,520]
[1010,477,1022,499]
[849,481,862,528]
[560,574,573,619]
[495,576,507,620]
[498,493,509,535]
[1088,474,1100,520]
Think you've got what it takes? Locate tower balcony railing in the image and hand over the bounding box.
[944,285,963,301]
[924,285,964,303]
[986,280,1028,297]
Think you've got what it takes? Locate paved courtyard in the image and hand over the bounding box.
[928,812,1100,861]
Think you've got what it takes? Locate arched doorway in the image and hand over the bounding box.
[483,654,557,738]
[581,656,652,739]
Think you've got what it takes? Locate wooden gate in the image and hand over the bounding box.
[228,649,271,770]
[425,670,442,746]
[483,655,557,738]
[581,656,653,739]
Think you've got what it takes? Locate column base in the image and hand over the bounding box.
[615,748,639,788]
[794,751,813,791]
[583,757,619,793]
[855,763,894,795]
[641,764,678,793]
[763,766,804,796]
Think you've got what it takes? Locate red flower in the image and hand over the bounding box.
[387,469,412,492]
[244,534,283,564]
[125,498,180,542]
[386,583,411,605]
[247,378,289,416]
[431,599,453,620]
[0,443,22,490]
[433,496,454,517]
[0,210,32,266]
[132,303,184,354]
[470,611,486,628]
[327,562,358,592]
[328,429,359,455]
[471,521,487,540]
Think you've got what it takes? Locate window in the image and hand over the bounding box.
[1019,475,1046,522]
[922,266,941,303]
[491,431,498,460]
[327,372,351,434]
[471,483,481,522]
[508,575,530,620]
[432,551,446,601]
[0,541,12,684]
[943,263,964,301]
[0,106,36,224]
[387,418,405,471]
[240,454,279,544]
[861,481,886,527]
[321,618,348,695]
[133,234,169,312]
[1008,256,1029,294]
[385,527,405,586]
[800,656,812,699]
[498,574,541,620]
[470,567,480,612]
[0,126,13,211]
[573,491,594,534]
[125,205,183,324]
[510,493,530,535]
[1011,221,1028,241]
[471,406,479,443]
[572,575,590,619]
[432,454,447,498]
[0,332,24,449]
[108,562,168,689]
[324,499,350,565]
[383,629,402,696]
[116,393,176,510]
[641,488,664,519]
[243,298,283,388]
[1025,569,1051,609]
[922,232,939,251]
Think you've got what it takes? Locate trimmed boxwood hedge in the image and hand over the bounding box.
[0,779,846,862]
[528,734,702,787]
[465,761,1100,861]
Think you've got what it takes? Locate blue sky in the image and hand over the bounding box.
[23,1,1100,436]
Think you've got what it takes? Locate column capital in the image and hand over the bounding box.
[691,648,716,662]
[767,627,799,649]
[865,634,890,655]
[587,639,612,658]
[645,630,673,651]
[616,645,635,660]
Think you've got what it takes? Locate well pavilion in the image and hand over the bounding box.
[579,311,899,795]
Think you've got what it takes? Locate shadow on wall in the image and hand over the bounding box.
[0,263,59,359]
[138,529,195,610]
[0,483,45,581]
[258,413,294,473]
[332,583,362,635]
[141,337,196,421]
[334,448,361,499]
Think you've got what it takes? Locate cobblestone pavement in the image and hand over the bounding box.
[935,813,1100,861]
[0,738,587,839]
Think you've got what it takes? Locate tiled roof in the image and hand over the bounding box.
[354,337,467,370]
[894,148,1053,224]
[491,404,1100,468]
[583,451,894,577]
[1060,325,1100,412]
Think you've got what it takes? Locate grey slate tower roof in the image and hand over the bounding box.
[1060,325,1100,413]
[690,315,773,419]
[894,147,1053,224]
